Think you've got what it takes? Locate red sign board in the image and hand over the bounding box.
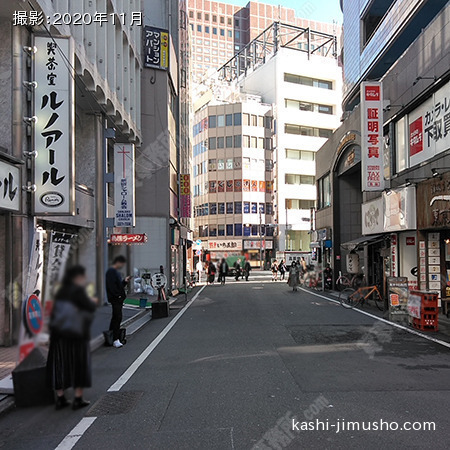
[409,117,423,156]
[365,85,380,101]
[406,237,416,246]
[110,234,148,244]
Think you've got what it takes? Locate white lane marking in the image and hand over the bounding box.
[108,285,206,392]
[54,417,97,450]
[300,288,450,350]
[54,287,205,450]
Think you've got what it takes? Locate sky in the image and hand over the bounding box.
[225,0,343,25]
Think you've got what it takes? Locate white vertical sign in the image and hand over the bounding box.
[34,36,74,214]
[0,160,21,211]
[114,144,136,227]
[361,82,384,191]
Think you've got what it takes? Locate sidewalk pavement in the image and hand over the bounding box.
[317,288,450,344]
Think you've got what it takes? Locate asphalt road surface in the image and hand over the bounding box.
[1,274,449,450]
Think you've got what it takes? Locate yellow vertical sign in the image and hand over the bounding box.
[160,32,169,69]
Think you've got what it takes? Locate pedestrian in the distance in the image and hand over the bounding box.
[196,260,203,283]
[244,260,252,281]
[271,260,279,281]
[106,255,131,348]
[288,261,300,292]
[301,257,308,275]
[47,265,96,410]
[234,259,241,281]
[207,261,216,284]
[219,258,229,285]
[279,260,287,280]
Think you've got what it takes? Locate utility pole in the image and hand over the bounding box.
[259,208,263,269]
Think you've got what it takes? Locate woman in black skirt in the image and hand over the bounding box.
[47,265,96,410]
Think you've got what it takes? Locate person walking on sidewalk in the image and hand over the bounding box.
[271,260,279,281]
[288,261,300,292]
[106,256,131,348]
[219,258,229,285]
[196,260,203,283]
[47,265,96,410]
[279,260,287,280]
[244,260,252,281]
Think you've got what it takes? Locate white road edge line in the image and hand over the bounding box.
[108,285,207,392]
[54,286,206,450]
[300,287,450,350]
[54,417,97,450]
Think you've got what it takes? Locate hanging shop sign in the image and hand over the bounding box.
[180,174,191,218]
[44,232,72,303]
[0,160,21,211]
[34,35,74,215]
[383,186,417,232]
[114,144,136,227]
[360,82,384,191]
[243,240,274,250]
[408,81,450,167]
[143,26,169,70]
[417,171,450,229]
[110,233,148,244]
[390,234,398,277]
[208,240,242,251]
[362,197,383,235]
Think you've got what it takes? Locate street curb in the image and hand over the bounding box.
[90,308,150,353]
[0,396,15,417]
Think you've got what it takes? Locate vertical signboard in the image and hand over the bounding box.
[180,174,191,218]
[114,144,136,227]
[143,26,169,70]
[361,82,384,191]
[0,160,20,211]
[34,36,74,215]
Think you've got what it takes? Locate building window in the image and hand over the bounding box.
[285,149,315,160]
[235,223,243,236]
[265,160,274,171]
[235,202,242,214]
[259,203,265,214]
[226,202,234,214]
[251,115,257,126]
[220,29,225,36]
[205,13,210,21]
[217,137,224,148]
[285,99,333,115]
[235,31,240,39]
[197,12,202,20]
[197,25,202,32]
[284,124,333,138]
[213,15,217,22]
[226,136,233,148]
[226,114,233,126]
[226,224,234,236]
[244,202,250,213]
[266,203,273,215]
[235,19,240,26]
[218,224,225,236]
[220,16,225,24]
[243,157,250,170]
[251,225,258,236]
[243,113,250,126]
[213,28,217,35]
[218,203,225,214]
[265,138,272,150]
[209,115,216,128]
[233,113,242,126]
[205,26,210,33]
[258,138,264,149]
[210,226,217,237]
[217,115,225,127]
[243,136,250,148]
[284,73,333,90]
[218,159,225,170]
[209,159,217,172]
[226,158,233,169]
[286,199,316,210]
[228,30,232,38]
[234,135,242,147]
[251,137,257,148]
[318,174,331,209]
[210,202,217,214]
[209,137,217,150]
[244,225,251,237]
[251,202,258,214]
[285,174,315,185]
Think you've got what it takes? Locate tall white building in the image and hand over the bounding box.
[234,26,343,252]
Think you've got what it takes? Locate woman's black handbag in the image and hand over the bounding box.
[50,300,92,339]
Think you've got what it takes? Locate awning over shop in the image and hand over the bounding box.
[341,234,385,251]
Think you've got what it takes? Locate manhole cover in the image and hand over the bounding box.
[86,391,144,416]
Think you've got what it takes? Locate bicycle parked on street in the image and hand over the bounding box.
[335,271,365,291]
[339,285,385,311]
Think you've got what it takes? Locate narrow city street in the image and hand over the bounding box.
[0,274,448,450]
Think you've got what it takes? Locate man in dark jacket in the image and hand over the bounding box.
[106,256,131,348]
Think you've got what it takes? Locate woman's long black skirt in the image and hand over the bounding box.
[47,335,92,390]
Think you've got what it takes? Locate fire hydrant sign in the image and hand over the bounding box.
[361,82,384,191]
[114,144,136,227]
